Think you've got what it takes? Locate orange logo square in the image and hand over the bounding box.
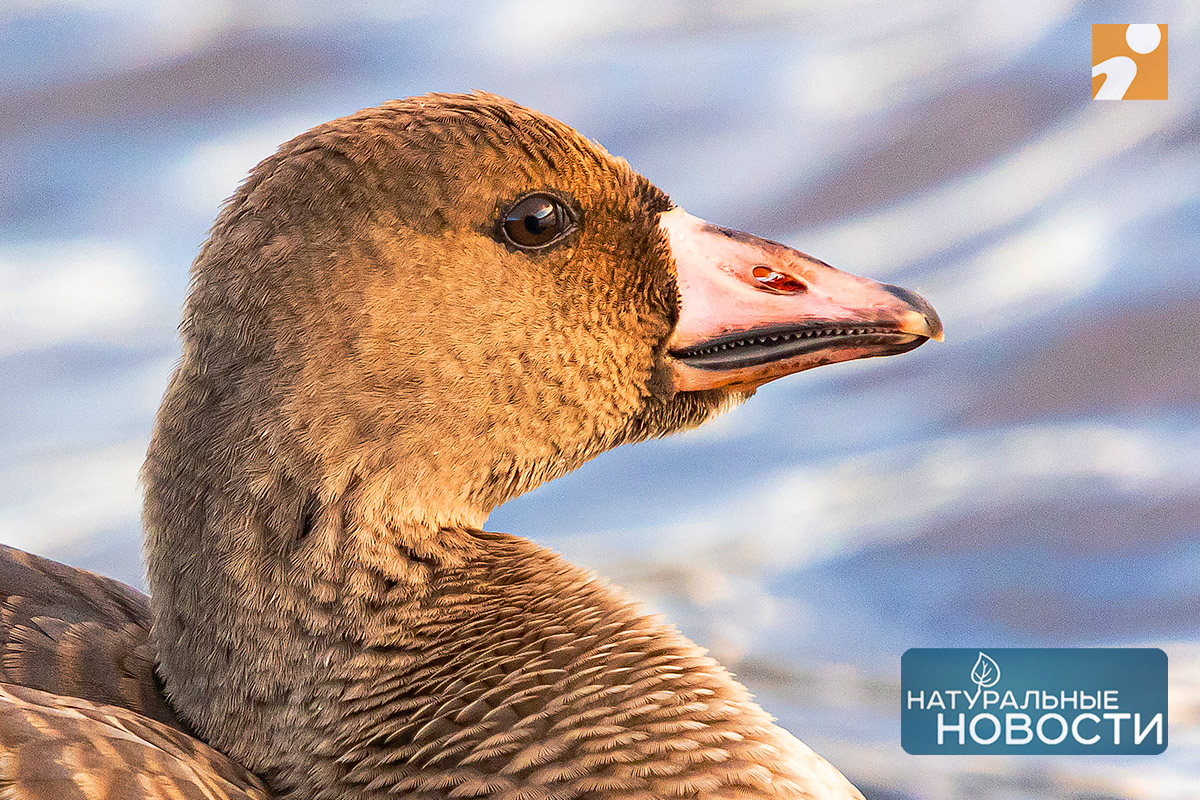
[1092,24,1168,100]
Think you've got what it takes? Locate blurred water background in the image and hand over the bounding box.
[1,1,1198,797]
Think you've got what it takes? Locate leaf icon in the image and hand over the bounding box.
[971,652,1001,688]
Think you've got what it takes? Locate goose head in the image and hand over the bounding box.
[147,92,939,549]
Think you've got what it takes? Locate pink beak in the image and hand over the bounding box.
[661,207,943,393]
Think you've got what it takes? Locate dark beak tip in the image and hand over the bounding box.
[881,282,943,342]
[923,306,945,342]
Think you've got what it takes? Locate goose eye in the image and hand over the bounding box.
[501,194,575,249]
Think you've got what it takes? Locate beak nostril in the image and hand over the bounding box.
[751,265,807,295]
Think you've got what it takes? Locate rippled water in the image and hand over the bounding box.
[1,2,1198,797]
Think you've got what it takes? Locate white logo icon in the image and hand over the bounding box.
[1093,24,1163,100]
[968,651,1001,704]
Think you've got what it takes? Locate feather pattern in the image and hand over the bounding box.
[0,683,267,800]
[0,545,180,730]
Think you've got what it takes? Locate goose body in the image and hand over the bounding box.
[0,93,940,799]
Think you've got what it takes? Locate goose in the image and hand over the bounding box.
[0,92,941,799]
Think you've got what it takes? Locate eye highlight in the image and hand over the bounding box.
[500,194,576,250]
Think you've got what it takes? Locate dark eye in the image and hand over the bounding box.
[500,194,575,250]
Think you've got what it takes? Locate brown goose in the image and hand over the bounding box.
[0,92,941,799]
